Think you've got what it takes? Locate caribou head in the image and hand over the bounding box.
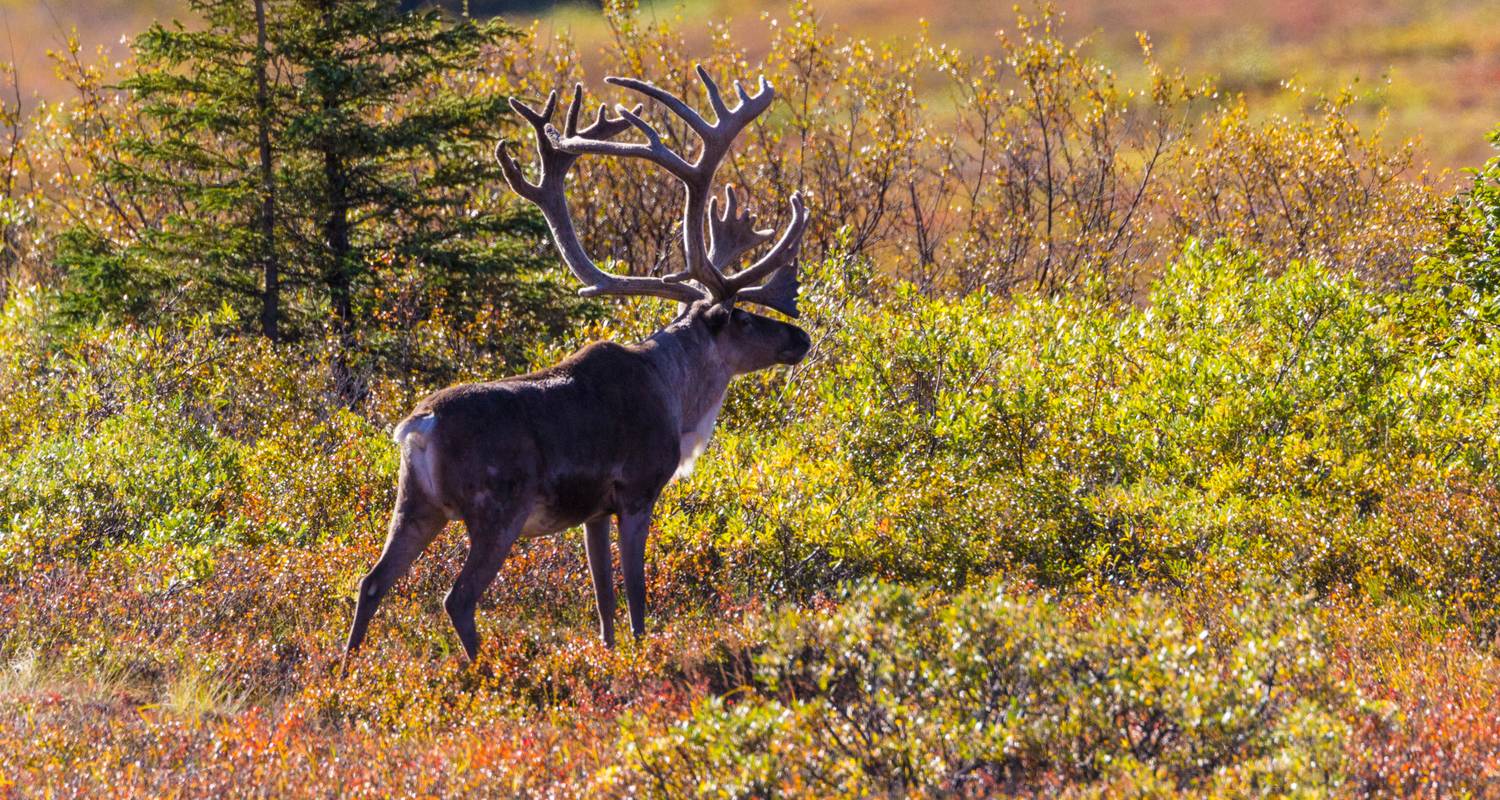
[345,67,810,661]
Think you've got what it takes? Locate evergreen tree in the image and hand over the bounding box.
[99,0,283,333]
[63,0,571,384]
[271,0,525,346]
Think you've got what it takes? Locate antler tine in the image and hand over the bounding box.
[497,85,707,305]
[693,65,731,123]
[664,185,772,283]
[708,185,774,271]
[605,75,714,138]
[562,85,583,137]
[495,91,560,201]
[731,191,805,319]
[722,192,808,300]
[736,251,801,318]
[550,103,696,180]
[575,100,642,140]
[698,69,775,146]
[600,67,774,150]
[510,90,558,129]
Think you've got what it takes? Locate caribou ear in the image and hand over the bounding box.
[703,302,732,333]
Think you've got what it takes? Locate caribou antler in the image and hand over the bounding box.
[537,66,808,317]
[496,86,706,304]
[706,185,772,272]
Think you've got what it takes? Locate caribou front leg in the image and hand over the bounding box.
[618,507,654,640]
[583,516,617,647]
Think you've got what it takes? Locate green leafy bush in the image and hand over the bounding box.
[619,579,1347,797]
[658,235,1500,631]
[0,294,396,574]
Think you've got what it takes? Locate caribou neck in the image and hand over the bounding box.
[639,320,732,434]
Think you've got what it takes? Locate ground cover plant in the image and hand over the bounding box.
[1,1,1498,796]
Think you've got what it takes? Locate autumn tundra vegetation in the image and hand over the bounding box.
[0,0,1498,795]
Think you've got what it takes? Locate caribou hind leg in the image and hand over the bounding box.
[583,516,617,647]
[345,479,448,656]
[444,504,528,662]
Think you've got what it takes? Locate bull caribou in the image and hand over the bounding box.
[344,67,811,661]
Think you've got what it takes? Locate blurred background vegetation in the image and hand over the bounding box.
[5,0,1497,167]
[1,0,1499,795]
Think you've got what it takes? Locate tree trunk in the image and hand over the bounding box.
[317,0,353,341]
[317,0,361,405]
[254,0,280,341]
[323,134,362,402]
[323,154,353,335]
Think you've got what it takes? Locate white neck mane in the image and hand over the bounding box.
[642,317,735,481]
[675,386,726,480]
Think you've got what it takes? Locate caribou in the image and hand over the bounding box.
[344,67,811,661]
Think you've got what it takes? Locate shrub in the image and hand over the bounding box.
[0,294,396,573]
[439,1,1443,309]
[1168,91,1438,285]
[654,238,1500,633]
[618,580,1347,797]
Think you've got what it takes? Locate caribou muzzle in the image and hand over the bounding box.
[779,327,812,364]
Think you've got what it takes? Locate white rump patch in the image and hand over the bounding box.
[393,414,442,502]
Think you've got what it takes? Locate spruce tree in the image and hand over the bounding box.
[270,0,524,348]
[66,0,567,381]
[104,0,285,334]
